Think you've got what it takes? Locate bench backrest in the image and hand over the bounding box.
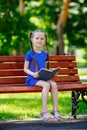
[0,55,80,85]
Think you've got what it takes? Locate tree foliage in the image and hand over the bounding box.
[0,0,87,55]
[64,0,87,47]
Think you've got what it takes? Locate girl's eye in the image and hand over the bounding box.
[41,38,44,40]
[36,37,39,39]
[36,37,44,40]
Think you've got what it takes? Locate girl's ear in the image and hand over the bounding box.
[31,38,33,43]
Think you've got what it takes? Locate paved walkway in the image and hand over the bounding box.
[0,115,87,130]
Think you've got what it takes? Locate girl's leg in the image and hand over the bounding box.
[35,80,51,122]
[35,80,50,111]
[48,80,61,120]
[48,80,58,110]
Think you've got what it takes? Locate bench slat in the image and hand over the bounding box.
[0,55,75,62]
[0,76,80,84]
[0,63,24,69]
[0,69,78,76]
[0,56,24,62]
[0,83,87,94]
[49,55,75,61]
[0,70,26,76]
[53,76,80,82]
[49,62,77,68]
[59,69,78,74]
[0,62,77,69]
[0,77,26,84]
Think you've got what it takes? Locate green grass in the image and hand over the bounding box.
[78,68,87,76]
[0,92,87,121]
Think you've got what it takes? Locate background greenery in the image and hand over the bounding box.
[0,0,87,60]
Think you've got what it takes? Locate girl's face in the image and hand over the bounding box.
[31,32,45,48]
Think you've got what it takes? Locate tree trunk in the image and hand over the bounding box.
[19,0,24,55]
[57,0,71,55]
[19,0,24,16]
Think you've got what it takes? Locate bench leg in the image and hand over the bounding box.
[71,90,87,119]
[72,91,79,118]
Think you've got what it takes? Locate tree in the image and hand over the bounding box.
[19,0,24,55]
[57,0,71,55]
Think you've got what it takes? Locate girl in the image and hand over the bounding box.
[24,30,61,122]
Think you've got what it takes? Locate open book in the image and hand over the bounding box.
[38,67,60,81]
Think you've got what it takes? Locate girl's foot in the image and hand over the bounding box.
[40,110,51,122]
[50,110,62,121]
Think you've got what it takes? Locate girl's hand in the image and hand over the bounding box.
[32,72,39,78]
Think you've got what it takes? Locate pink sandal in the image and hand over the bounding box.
[40,110,51,122]
[50,110,62,120]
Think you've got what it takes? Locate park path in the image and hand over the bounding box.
[0,115,87,130]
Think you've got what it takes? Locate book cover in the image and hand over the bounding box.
[38,67,60,81]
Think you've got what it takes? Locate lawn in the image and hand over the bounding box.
[0,92,87,121]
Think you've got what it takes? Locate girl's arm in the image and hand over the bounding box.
[24,60,39,78]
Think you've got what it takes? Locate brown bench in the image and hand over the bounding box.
[0,55,87,118]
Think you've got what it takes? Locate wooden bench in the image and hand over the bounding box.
[0,55,87,118]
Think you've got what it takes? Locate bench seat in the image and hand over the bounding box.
[0,83,87,94]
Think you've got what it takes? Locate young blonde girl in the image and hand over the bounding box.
[24,30,61,122]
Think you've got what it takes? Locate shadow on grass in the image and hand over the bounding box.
[0,112,22,120]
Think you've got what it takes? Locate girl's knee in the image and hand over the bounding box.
[51,81,57,87]
[43,82,50,89]
[50,81,58,90]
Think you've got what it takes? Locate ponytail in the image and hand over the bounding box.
[45,33,49,69]
[29,32,38,71]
